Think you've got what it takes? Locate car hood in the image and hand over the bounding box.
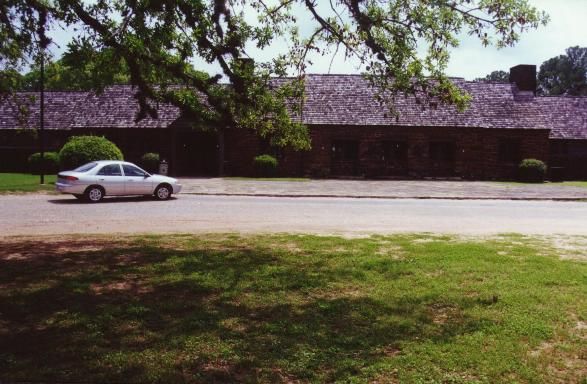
[148,174,179,183]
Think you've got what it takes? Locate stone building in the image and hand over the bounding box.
[1,65,586,180]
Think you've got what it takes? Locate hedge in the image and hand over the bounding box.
[140,152,160,173]
[518,159,547,183]
[253,154,278,177]
[28,152,60,174]
[59,136,123,169]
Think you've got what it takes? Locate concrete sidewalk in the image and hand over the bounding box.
[178,178,587,201]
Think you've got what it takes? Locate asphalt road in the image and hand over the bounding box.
[1,193,586,236]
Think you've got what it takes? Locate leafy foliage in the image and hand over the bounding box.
[140,152,160,173]
[253,154,278,177]
[1,0,548,149]
[14,44,130,91]
[538,46,587,96]
[59,136,123,169]
[518,158,547,183]
[27,151,60,174]
[476,70,509,82]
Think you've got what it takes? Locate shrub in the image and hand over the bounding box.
[28,152,60,174]
[518,158,547,183]
[253,154,278,177]
[141,152,160,173]
[309,166,330,178]
[59,136,123,169]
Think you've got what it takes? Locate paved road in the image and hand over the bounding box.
[1,194,586,236]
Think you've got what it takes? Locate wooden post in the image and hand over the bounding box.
[39,51,45,184]
[217,129,225,176]
[170,127,178,176]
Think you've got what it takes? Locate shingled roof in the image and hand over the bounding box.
[1,74,586,139]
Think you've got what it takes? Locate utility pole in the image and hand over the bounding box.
[39,49,45,184]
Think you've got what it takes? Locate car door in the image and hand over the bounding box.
[95,164,125,195]
[122,164,153,195]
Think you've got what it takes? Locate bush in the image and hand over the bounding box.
[59,136,123,170]
[518,159,547,183]
[141,152,160,173]
[253,154,278,177]
[28,152,60,174]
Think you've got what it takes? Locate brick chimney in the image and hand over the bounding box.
[509,65,537,95]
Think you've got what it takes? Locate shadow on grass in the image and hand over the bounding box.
[0,238,495,383]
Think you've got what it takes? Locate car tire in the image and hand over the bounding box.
[84,186,104,203]
[154,184,172,200]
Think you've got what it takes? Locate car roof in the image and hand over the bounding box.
[94,160,136,165]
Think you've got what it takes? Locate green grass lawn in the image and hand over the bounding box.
[495,180,587,188]
[0,173,56,193]
[0,234,585,383]
[556,181,587,188]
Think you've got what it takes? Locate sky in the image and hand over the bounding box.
[47,0,587,80]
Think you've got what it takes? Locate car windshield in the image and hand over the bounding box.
[73,162,98,172]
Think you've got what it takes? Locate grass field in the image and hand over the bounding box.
[557,181,587,188]
[0,173,56,193]
[0,234,585,383]
[497,181,587,188]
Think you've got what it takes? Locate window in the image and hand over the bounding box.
[429,142,455,162]
[332,140,358,162]
[73,162,98,172]
[123,164,147,177]
[383,141,408,162]
[498,139,521,164]
[97,164,122,176]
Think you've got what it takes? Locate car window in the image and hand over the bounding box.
[73,162,98,172]
[122,164,147,177]
[97,164,123,176]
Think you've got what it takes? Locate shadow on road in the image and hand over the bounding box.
[47,196,178,205]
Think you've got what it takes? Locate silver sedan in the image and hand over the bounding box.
[55,160,182,202]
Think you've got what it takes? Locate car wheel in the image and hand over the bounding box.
[85,186,104,203]
[154,184,172,200]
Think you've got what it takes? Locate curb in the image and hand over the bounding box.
[183,192,587,202]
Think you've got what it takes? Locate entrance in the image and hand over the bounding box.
[429,141,456,177]
[175,131,218,176]
[331,140,359,176]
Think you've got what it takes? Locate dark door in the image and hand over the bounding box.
[176,131,218,176]
[429,141,456,177]
[383,140,409,176]
[331,140,359,176]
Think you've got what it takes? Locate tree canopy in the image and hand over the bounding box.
[4,43,130,91]
[538,46,587,96]
[0,0,548,149]
[475,70,509,82]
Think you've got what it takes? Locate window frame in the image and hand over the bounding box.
[97,163,123,176]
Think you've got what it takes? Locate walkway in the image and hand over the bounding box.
[178,179,587,201]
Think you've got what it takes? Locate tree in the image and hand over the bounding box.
[13,43,130,91]
[538,46,587,96]
[0,0,548,149]
[476,70,510,82]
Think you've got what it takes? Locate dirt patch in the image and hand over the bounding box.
[0,236,131,261]
[427,303,462,325]
[90,275,153,295]
[528,315,587,383]
[548,236,587,261]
